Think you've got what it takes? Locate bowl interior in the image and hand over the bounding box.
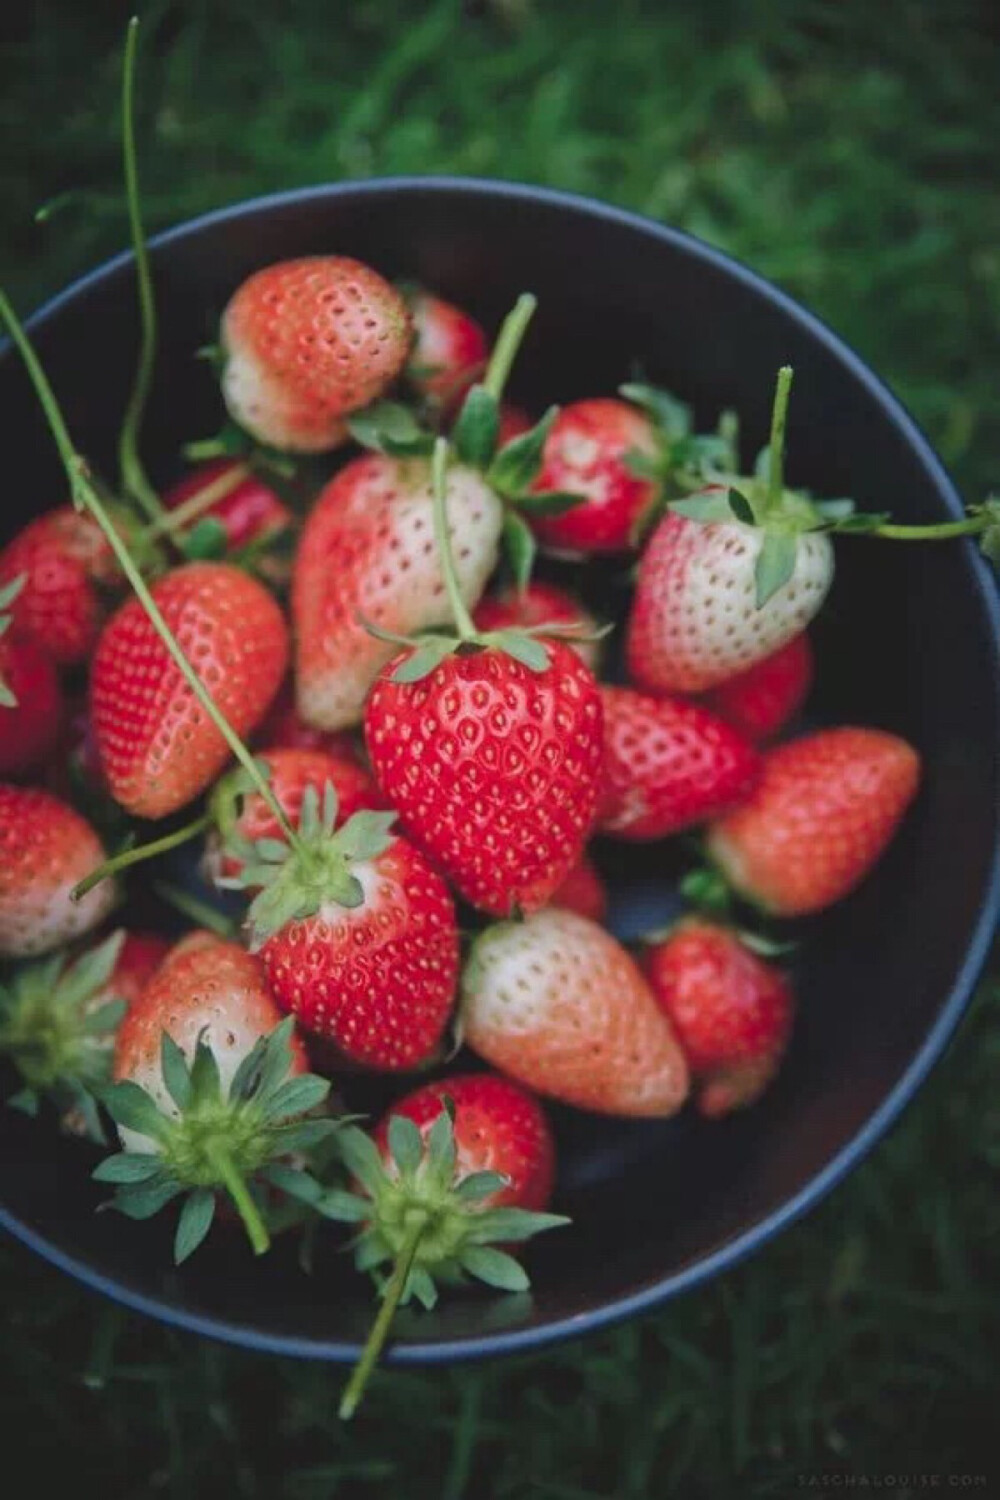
[2,180,998,1361]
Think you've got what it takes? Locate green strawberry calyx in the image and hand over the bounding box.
[96,1016,337,1263]
[0,573,27,708]
[0,931,127,1141]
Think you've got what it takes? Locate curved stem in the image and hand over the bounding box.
[854,516,987,541]
[339,1219,424,1421]
[482,293,537,401]
[73,815,210,901]
[183,438,231,463]
[431,436,477,641]
[205,1140,270,1256]
[0,288,297,847]
[765,365,793,515]
[117,17,164,525]
[144,461,250,540]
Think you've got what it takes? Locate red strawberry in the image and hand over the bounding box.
[0,507,116,665]
[644,919,794,1117]
[473,579,601,672]
[702,632,813,743]
[461,908,689,1116]
[253,677,359,761]
[707,727,921,916]
[528,398,662,555]
[0,626,63,776]
[497,403,533,446]
[548,851,607,923]
[163,459,292,553]
[366,637,604,917]
[0,784,115,956]
[91,561,288,819]
[293,452,502,730]
[406,290,488,411]
[598,685,760,841]
[221,256,411,452]
[104,935,330,1261]
[104,930,172,1007]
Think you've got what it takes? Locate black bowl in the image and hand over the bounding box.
[2,179,999,1364]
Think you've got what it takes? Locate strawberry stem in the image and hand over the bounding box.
[204,1139,270,1256]
[853,516,989,541]
[117,17,164,526]
[339,1216,425,1421]
[431,436,477,641]
[482,293,537,402]
[764,366,793,517]
[72,814,210,901]
[143,461,250,540]
[0,288,298,849]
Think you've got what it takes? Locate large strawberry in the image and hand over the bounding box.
[293,451,503,730]
[405,289,488,412]
[644,919,794,1117]
[462,908,689,1116]
[100,934,332,1261]
[327,1073,567,1418]
[702,632,813,743]
[91,560,288,818]
[627,369,835,693]
[0,785,116,956]
[0,506,117,665]
[707,726,921,916]
[0,580,63,775]
[220,256,411,452]
[598,685,760,841]
[473,578,602,672]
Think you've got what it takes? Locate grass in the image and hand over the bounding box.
[1,1,999,1493]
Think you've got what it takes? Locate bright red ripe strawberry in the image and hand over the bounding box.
[406,290,488,411]
[163,459,292,552]
[497,403,533,445]
[473,579,601,672]
[104,935,330,1262]
[644,919,794,1117]
[366,638,604,917]
[598,685,760,841]
[708,727,921,916]
[91,561,288,819]
[0,627,63,775]
[702,632,813,743]
[0,507,116,665]
[548,851,607,923]
[462,908,689,1116]
[221,256,411,452]
[253,677,359,761]
[293,452,502,730]
[528,398,662,555]
[0,784,115,956]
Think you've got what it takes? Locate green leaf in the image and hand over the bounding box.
[174,1189,216,1263]
[101,1080,170,1142]
[336,1127,386,1197]
[388,1114,424,1176]
[670,493,737,524]
[510,489,584,518]
[189,1035,222,1106]
[486,406,557,495]
[390,638,456,683]
[181,516,229,561]
[454,1170,509,1203]
[93,1152,163,1184]
[452,385,500,468]
[111,1175,183,1220]
[460,1245,531,1291]
[259,1073,330,1123]
[160,1033,193,1112]
[502,510,536,592]
[754,531,798,607]
[727,488,756,525]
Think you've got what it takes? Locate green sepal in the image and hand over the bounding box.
[502,510,537,592]
[464,1207,570,1242]
[618,382,692,440]
[754,531,798,607]
[347,400,434,457]
[337,1126,386,1198]
[622,445,662,482]
[160,1032,193,1112]
[454,1170,509,1203]
[459,1245,530,1292]
[180,515,229,561]
[257,1073,330,1124]
[174,1188,217,1264]
[101,1079,171,1142]
[189,1033,223,1107]
[670,492,738,524]
[486,406,557,496]
[452,385,500,468]
[388,1113,424,1177]
[316,1188,372,1224]
[110,1174,184,1220]
[478,630,550,673]
[81,998,127,1037]
[509,489,585,518]
[389,637,460,683]
[0,573,27,613]
[92,1151,164,1185]
[727,488,757,526]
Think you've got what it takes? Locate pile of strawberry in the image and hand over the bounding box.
[2,231,973,1413]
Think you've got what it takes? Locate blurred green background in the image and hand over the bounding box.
[2,1,999,1494]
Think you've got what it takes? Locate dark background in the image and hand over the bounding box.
[1,2,999,1495]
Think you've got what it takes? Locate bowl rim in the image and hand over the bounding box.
[3,174,1000,1365]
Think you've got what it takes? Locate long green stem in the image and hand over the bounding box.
[0,288,296,845]
[117,17,164,525]
[431,436,477,641]
[765,365,793,515]
[339,1219,424,1420]
[482,293,537,401]
[205,1141,270,1257]
[144,461,250,540]
[856,516,988,541]
[73,815,210,901]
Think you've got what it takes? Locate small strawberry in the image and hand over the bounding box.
[0,601,64,776]
[598,685,760,841]
[473,579,602,672]
[548,850,607,923]
[527,397,662,555]
[644,919,794,1117]
[707,727,921,916]
[293,451,502,730]
[103,929,172,1003]
[406,289,488,412]
[91,561,288,819]
[329,1074,567,1418]
[162,459,292,558]
[626,370,835,693]
[100,935,333,1261]
[220,256,411,452]
[0,506,117,665]
[702,632,813,743]
[253,677,359,761]
[462,908,689,1116]
[0,785,116,957]
[497,403,533,446]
